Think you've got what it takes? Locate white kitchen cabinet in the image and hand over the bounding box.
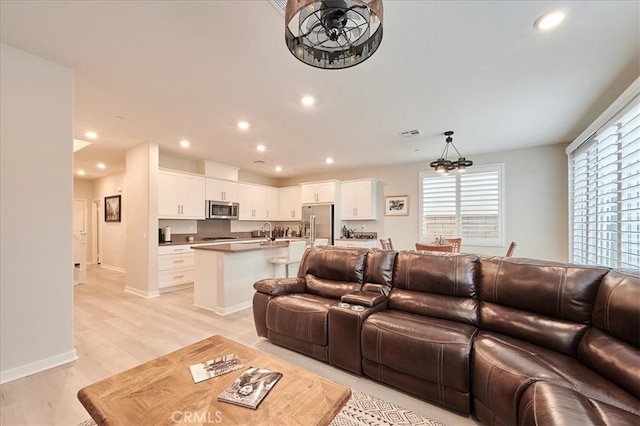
[158,244,195,291]
[205,178,239,202]
[301,181,339,204]
[334,239,379,249]
[340,179,377,220]
[238,183,257,220]
[264,187,278,220]
[159,170,205,219]
[238,183,277,220]
[278,186,302,220]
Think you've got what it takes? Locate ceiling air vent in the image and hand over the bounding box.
[268,0,286,16]
[399,129,423,138]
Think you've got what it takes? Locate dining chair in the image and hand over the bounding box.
[444,238,461,253]
[268,240,308,278]
[506,241,517,257]
[379,238,394,250]
[415,243,454,252]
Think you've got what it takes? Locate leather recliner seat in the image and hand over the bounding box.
[361,251,480,414]
[253,246,369,361]
[473,257,639,425]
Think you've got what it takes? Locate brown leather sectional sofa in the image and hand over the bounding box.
[252,246,640,425]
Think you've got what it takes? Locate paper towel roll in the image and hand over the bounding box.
[163,226,172,242]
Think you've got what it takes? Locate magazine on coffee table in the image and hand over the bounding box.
[189,353,243,384]
[217,367,283,409]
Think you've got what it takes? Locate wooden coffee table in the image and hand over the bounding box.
[78,335,351,425]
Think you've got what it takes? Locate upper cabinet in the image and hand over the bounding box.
[340,179,377,220]
[159,170,205,219]
[278,186,302,220]
[301,181,340,204]
[205,178,239,203]
[238,183,278,221]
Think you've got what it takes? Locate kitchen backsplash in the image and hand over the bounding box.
[166,219,303,243]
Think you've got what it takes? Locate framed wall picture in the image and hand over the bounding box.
[105,195,121,222]
[384,195,409,216]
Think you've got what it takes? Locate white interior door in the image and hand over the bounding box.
[73,199,86,264]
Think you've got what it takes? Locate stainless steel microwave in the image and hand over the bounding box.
[206,201,239,219]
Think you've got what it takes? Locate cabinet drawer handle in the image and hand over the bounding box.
[173,275,184,279]
[173,259,185,263]
[173,249,186,252]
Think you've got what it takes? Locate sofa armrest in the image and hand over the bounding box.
[254,277,306,296]
[341,290,386,307]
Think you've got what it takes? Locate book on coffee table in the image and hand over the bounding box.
[189,353,243,383]
[217,367,283,409]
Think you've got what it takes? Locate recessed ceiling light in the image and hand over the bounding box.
[257,144,266,152]
[534,11,565,30]
[238,121,250,130]
[275,166,283,172]
[85,131,98,140]
[77,169,86,176]
[97,163,106,169]
[301,95,315,106]
[179,139,190,148]
[326,157,334,165]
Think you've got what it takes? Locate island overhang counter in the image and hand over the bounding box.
[192,241,291,315]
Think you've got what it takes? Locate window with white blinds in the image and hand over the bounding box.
[419,164,504,246]
[569,96,640,268]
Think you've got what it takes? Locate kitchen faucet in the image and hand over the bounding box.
[261,222,273,239]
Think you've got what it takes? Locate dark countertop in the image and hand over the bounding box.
[160,237,307,247]
[192,241,290,253]
[159,238,257,246]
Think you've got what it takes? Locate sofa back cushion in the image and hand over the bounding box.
[479,257,608,357]
[578,269,640,398]
[389,251,479,325]
[297,246,368,298]
[364,248,397,288]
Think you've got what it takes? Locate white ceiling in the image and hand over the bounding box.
[1,1,638,179]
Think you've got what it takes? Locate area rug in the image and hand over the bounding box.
[330,390,445,426]
[78,389,445,426]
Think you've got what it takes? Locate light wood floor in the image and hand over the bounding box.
[0,266,479,426]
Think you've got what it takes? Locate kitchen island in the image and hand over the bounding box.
[192,241,292,315]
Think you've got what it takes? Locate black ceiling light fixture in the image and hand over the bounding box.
[285,0,383,69]
[430,131,473,174]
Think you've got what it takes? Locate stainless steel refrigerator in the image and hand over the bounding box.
[302,204,334,245]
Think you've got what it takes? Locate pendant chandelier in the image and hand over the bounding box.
[430,131,473,174]
[285,0,384,70]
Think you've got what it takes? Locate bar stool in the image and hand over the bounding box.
[268,240,307,278]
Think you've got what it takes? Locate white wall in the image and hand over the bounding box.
[0,44,76,383]
[278,143,569,261]
[92,172,126,272]
[125,143,159,297]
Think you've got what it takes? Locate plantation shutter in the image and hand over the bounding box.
[569,96,640,268]
[460,171,501,242]
[420,164,504,246]
[421,175,457,239]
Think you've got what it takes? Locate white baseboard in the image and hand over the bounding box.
[101,264,126,273]
[0,349,78,385]
[159,283,193,294]
[193,301,252,316]
[124,286,160,299]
